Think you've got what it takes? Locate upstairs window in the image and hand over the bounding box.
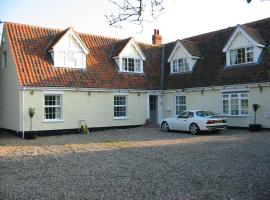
[229,47,254,65]
[121,58,142,73]
[54,50,84,69]
[171,58,190,73]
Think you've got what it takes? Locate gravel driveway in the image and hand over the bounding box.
[0,127,270,200]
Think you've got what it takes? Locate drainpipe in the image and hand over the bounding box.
[159,45,165,122]
[160,45,165,90]
[22,87,25,139]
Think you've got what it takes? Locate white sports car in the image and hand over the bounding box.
[160,110,227,135]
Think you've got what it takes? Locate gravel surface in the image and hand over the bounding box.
[0,127,270,200]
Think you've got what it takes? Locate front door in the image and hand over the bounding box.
[149,95,158,124]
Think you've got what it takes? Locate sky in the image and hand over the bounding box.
[0,0,270,44]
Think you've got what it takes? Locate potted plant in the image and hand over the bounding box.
[249,104,262,132]
[24,107,37,139]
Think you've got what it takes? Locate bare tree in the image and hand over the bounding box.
[105,0,267,28]
[105,0,164,28]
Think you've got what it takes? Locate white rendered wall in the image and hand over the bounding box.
[0,28,20,131]
[23,90,148,131]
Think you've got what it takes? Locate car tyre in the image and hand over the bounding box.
[189,123,200,135]
[161,121,170,132]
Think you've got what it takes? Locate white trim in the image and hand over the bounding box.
[43,91,64,94]
[21,88,25,138]
[43,93,64,121]
[221,91,250,116]
[113,94,128,119]
[43,119,64,123]
[157,95,162,123]
[119,57,144,73]
[222,25,265,52]
[113,116,129,120]
[168,40,193,62]
[49,27,89,54]
[146,93,150,119]
[174,94,186,116]
[119,38,146,60]
[19,82,270,94]
[113,92,128,96]
[21,86,163,93]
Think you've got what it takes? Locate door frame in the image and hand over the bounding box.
[147,92,162,124]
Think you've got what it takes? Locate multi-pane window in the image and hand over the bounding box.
[222,92,249,116]
[229,47,254,65]
[122,58,142,73]
[44,94,63,120]
[171,58,190,73]
[175,95,186,115]
[54,50,84,68]
[113,95,127,118]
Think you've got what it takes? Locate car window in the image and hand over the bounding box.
[177,111,189,118]
[188,112,194,118]
[196,111,217,117]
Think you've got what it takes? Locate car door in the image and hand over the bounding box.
[174,111,189,131]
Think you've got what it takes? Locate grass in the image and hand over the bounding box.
[101,140,132,148]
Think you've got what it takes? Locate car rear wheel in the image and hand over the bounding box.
[189,123,200,135]
[161,122,170,132]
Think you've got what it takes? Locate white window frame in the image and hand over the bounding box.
[113,94,128,119]
[171,58,190,74]
[43,92,64,122]
[175,95,186,116]
[120,57,143,73]
[229,46,254,66]
[54,50,85,69]
[222,91,249,116]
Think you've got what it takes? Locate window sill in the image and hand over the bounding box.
[225,62,256,68]
[113,116,129,120]
[119,71,144,74]
[43,119,64,123]
[170,71,192,75]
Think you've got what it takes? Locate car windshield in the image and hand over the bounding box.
[196,111,217,117]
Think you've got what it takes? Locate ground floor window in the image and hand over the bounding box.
[222,92,249,116]
[44,94,63,121]
[113,95,127,118]
[175,95,186,115]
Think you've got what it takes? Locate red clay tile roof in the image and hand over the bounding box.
[5,22,161,89]
[4,17,270,91]
[46,27,71,51]
[163,17,270,89]
[110,37,132,58]
[180,40,201,57]
[241,24,266,45]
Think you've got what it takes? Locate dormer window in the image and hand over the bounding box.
[55,50,85,68]
[122,57,142,73]
[47,27,89,69]
[229,47,254,65]
[172,58,190,73]
[223,25,265,67]
[112,37,146,74]
[168,40,201,74]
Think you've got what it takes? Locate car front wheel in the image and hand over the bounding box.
[189,123,200,135]
[161,121,170,132]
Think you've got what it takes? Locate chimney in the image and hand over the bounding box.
[152,29,162,45]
